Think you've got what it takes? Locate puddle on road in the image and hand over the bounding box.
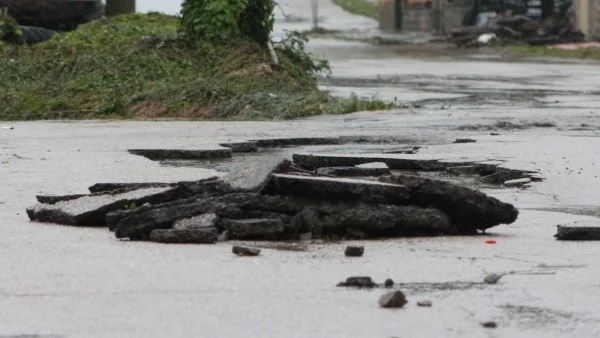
[319,74,584,108]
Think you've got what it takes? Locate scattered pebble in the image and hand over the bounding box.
[345,246,365,257]
[384,278,394,288]
[417,300,432,307]
[378,291,408,308]
[481,321,498,329]
[232,246,261,257]
[484,273,503,284]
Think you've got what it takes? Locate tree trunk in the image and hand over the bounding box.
[105,0,136,17]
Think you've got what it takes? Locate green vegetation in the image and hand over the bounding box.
[331,0,379,20]
[506,45,600,61]
[0,11,398,120]
[0,8,21,38]
[180,0,274,46]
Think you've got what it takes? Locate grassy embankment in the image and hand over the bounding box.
[0,13,396,120]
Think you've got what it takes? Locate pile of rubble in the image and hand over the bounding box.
[450,14,584,47]
[27,151,533,244]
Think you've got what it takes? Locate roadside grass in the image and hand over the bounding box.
[505,44,600,61]
[0,13,400,120]
[331,0,379,20]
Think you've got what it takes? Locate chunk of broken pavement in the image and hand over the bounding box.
[232,246,261,256]
[218,153,290,192]
[291,201,453,236]
[379,174,518,233]
[345,246,365,257]
[149,228,218,244]
[128,148,232,161]
[27,187,180,227]
[227,218,284,240]
[219,141,258,153]
[173,213,219,230]
[384,279,394,288]
[293,153,452,171]
[88,182,174,193]
[378,291,408,308]
[454,138,476,143]
[36,194,88,205]
[267,174,410,204]
[337,276,378,288]
[555,225,600,241]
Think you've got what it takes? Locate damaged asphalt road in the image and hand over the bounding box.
[3,4,600,338]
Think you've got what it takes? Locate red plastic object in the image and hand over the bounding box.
[485,240,497,244]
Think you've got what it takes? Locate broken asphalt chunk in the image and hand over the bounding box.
[345,246,365,257]
[89,182,175,194]
[218,153,290,192]
[232,246,261,256]
[227,218,285,240]
[149,228,218,244]
[379,174,518,233]
[219,141,258,153]
[173,213,219,230]
[27,187,181,227]
[337,276,378,288]
[555,225,600,241]
[267,174,410,204]
[128,148,232,161]
[293,153,458,171]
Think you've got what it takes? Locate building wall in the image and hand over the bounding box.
[378,0,471,34]
[588,0,600,39]
[379,0,397,32]
[402,3,433,32]
[443,0,472,33]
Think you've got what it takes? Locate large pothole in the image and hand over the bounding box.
[26,136,543,245]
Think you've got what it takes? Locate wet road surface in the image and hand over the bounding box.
[1,1,600,338]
